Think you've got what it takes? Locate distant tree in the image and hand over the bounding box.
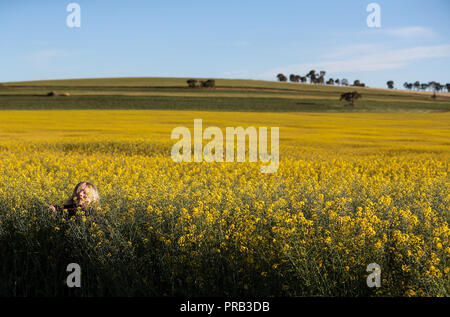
[420,83,428,91]
[200,79,215,88]
[403,82,411,90]
[341,78,349,86]
[326,78,335,85]
[317,71,326,85]
[353,79,361,86]
[289,74,296,82]
[277,73,287,82]
[317,76,324,85]
[446,83,450,92]
[428,81,436,91]
[306,70,317,84]
[386,80,394,89]
[187,79,198,88]
[428,81,439,98]
[300,76,307,83]
[335,79,340,85]
[413,81,420,91]
[340,91,362,107]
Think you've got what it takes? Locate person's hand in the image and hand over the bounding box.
[46,203,57,214]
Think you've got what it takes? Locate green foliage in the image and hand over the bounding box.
[186,79,198,88]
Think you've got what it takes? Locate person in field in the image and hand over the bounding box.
[48,181,100,218]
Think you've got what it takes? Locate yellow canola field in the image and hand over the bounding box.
[0,110,448,296]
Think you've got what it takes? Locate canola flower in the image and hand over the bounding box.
[0,111,448,297]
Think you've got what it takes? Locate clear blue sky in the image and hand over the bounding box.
[1,0,449,88]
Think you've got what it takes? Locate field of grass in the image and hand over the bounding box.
[1,77,449,112]
[0,78,448,297]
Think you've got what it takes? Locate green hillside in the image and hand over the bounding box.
[1,77,449,112]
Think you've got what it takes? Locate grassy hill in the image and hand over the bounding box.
[1,77,449,112]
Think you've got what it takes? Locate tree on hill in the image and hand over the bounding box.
[403,82,412,90]
[187,79,198,88]
[326,78,335,85]
[428,81,441,98]
[200,79,215,88]
[420,83,428,91]
[413,81,420,91]
[289,74,301,83]
[340,91,362,107]
[341,78,349,86]
[306,70,317,84]
[335,79,340,85]
[446,83,450,92]
[387,80,394,89]
[317,71,326,85]
[277,74,287,82]
[352,80,366,87]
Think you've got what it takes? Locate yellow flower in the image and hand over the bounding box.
[374,240,382,249]
[405,289,416,297]
[1,112,449,296]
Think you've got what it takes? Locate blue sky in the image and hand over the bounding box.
[1,0,449,88]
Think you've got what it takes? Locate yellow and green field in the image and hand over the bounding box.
[0,78,448,296]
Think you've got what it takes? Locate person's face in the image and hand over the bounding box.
[76,188,92,207]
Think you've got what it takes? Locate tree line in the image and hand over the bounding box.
[277,71,449,97]
[276,70,366,87]
[387,80,450,98]
[401,81,450,93]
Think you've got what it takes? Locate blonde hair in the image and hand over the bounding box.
[67,181,100,210]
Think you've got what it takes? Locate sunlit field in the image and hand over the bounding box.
[0,110,448,296]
